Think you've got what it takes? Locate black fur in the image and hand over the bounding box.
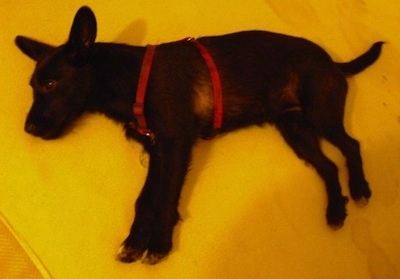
[15,6,382,264]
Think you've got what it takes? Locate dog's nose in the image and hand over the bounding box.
[25,123,38,135]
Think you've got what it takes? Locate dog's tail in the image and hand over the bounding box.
[336,42,384,75]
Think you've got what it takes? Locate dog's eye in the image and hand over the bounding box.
[43,79,57,92]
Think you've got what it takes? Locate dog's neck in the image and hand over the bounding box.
[88,43,146,124]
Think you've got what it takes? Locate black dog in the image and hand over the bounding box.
[15,6,382,264]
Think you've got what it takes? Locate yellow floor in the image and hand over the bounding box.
[1,1,400,278]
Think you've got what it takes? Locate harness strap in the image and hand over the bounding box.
[192,39,223,138]
[131,45,156,141]
[131,39,223,142]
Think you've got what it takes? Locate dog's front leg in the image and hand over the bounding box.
[117,137,194,264]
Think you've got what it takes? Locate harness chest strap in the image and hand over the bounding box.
[132,44,157,140]
[131,38,223,141]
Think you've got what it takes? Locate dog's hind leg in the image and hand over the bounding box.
[306,72,371,206]
[319,123,371,206]
[276,111,349,229]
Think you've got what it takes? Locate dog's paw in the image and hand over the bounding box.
[116,244,169,265]
[142,252,168,265]
[116,244,145,263]
[326,196,349,230]
[350,180,371,206]
[354,196,370,208]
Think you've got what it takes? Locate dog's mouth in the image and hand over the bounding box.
[25,120,65,140]
[24,113,77,140]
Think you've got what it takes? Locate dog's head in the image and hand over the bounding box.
[15,7,97,139]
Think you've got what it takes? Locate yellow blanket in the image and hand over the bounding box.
[0,213,51,279]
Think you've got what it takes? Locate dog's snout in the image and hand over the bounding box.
[24,119,64,139]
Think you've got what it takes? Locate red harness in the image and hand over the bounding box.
[131,38,223,143]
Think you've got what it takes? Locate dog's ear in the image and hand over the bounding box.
[15,36,55,61]
[66,6,97,65]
